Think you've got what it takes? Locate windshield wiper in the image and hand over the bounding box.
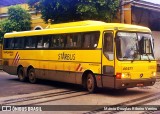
[131,50,138,63]
[131,56,135,63]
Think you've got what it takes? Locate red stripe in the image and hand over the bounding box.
[76,64,81,71]
[15,56,20,65]
[12,52,18,65]
[80,67,83,71]
[14,53,19,65]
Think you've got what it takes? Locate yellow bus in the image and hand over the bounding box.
[2,20,156,93]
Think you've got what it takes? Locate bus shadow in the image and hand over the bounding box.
[96,88,150,97]
[9,78,84,90]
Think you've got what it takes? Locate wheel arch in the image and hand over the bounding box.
[17,65,23,75]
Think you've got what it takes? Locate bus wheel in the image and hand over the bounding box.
[28,68,37,84]
[86,73,97,93]
[17,67,26,82]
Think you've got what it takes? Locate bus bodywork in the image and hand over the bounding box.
[3,20,156,92]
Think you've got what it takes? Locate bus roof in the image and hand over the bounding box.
[46,20,106,29]
[4,20,151,38]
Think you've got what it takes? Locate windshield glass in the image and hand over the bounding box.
[116,32,154,61]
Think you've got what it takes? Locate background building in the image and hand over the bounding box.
[0,0,48,66]
[0,0,48,30]
[122,0,160,61]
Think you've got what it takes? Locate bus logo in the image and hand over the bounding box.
[12,52,20,65]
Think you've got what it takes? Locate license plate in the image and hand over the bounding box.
[137,84,144,87]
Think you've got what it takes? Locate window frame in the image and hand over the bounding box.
[3,31,101,50]
[103,31,114,61]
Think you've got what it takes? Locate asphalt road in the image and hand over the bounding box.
[0,71,84,97]
[0,71,160,114]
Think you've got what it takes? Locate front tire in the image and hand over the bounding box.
[28,68,37,84]
[86,73,97,93]
[17,67,27,82]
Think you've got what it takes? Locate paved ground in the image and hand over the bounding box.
[0,71,160,114]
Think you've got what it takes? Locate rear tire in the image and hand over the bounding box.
[28,68,37,84]
[17,67,26,82]
[86,73,97,93]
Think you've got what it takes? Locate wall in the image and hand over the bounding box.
[0,4,48,29]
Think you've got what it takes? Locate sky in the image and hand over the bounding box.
[143,0,160,4]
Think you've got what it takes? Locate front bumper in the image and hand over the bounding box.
[115,77,156,89]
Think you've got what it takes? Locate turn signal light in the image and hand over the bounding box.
[116,73,122,79]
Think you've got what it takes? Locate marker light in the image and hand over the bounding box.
[122,73,131,79]
[116,73,122,79]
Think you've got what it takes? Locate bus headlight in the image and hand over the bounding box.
[122,73,131,79]
[116,73,131,79]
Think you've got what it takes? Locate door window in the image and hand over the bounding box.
[103,32,114,60]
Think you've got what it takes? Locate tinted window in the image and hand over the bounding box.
[14,38,24,49]
[36,36,43,48]
[50,35,65,48]
[4,38,14,49]
[25,37,36,48]
[4,31,100,50]
[73,34,82,48]
[43,35,50,48]
[82,32,99,48]
[103,32,114,60]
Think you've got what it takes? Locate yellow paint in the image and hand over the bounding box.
[3,20,156,81]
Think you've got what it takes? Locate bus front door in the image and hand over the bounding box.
[102,31,115,88]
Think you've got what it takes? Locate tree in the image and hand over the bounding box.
[77,0,120,22]
[27,0,119,23]
[0,5,31,41]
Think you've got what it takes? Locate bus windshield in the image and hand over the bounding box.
[116,32,154,61]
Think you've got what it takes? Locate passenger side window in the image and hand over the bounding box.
[50,35,65,48]
[14,38,24,49]
[4,38,14,49]
[58,35,65,48]
[50,36,58,48]
[25,37,36,48]
[66,34,74,48]
[72,34,82,48]
[43,36,50,48]
[37,36,43,48]
[83,32,99,48]
[64,34,82,48]
[103,32,114,60]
